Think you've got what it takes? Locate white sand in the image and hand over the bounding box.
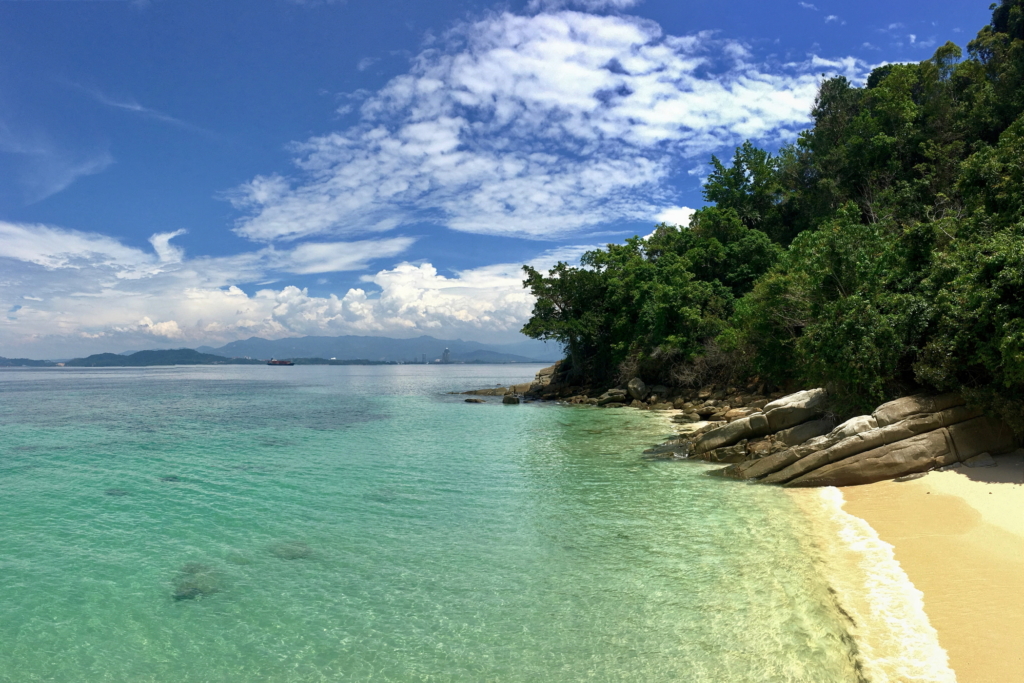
[841,449,1024,683]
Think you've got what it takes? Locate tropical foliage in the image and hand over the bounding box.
[522,0,1024,426]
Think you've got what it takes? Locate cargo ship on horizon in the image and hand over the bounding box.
[267,359,294,366]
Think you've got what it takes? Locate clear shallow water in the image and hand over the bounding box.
[1,365,864,682]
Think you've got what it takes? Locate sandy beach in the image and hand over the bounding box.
[841,450,1024,683]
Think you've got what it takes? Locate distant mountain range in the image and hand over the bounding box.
[65,349,263,367]
[0,356,56,367]
[196,334,560,363]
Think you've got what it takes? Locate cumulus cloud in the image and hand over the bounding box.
[654,205,696,227]
[231,10,869,242]
[0,220,546,356]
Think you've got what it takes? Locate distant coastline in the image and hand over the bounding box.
[0,347,554,368]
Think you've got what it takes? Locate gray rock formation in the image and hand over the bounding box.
[502,395,521,405]
[786,430,959,487]
[763,388,829,432]
[762,406,981,485]
[693,413,770,454]
[627,378,648,401]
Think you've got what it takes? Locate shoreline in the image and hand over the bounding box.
[839,451,1024,683]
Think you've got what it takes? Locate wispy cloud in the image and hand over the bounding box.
[72,84,215,136]
[0,120,113,203]
[229,11,869,243]
[798,2,817,10]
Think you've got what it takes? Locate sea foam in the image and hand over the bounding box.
[795,487,956,683]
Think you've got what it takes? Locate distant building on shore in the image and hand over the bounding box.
[441,348,451,364]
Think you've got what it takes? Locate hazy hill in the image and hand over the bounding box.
[65,349,262,367]
[197,335,558,363]
[0,356,56,367]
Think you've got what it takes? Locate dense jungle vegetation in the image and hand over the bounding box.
[522,0,1024,428]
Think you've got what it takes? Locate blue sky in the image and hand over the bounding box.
[0,0,992,357]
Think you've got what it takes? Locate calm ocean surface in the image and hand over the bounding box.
[0,365,865,682]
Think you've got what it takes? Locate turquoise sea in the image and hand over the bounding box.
[0,364,872,682]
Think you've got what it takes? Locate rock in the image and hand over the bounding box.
[650,385,669,397]
[723,414,879,482]
[672,398,690,409]
[746,438,773,459]
[774,417,836,449]
[643,441,689,459]
[629,399,645,409]
[948,416,1018,461]
[597,389,628,406]
[747,399,769,411]
[699,440,749,463]
[697,386,713,399]
[672,412,701,423]
[963,452,997,468]
[627,378,648,401]
[160,475,183,483]
[724,407,757,422]
[872,393,965,428]
[786,429,959,488]
[894,472,929,482]
[463,387,507,396]
[650,402,674,411]
[763,388,829,432]
[465,398,486,403]
[502,395,521,405]
[509,382,533,395]
[763,407,978,485]
[693,413,770,454]
[831,415,878,440]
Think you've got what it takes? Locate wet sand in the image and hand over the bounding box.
[841,450,1024,683]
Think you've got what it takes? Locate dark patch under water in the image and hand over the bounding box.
[269,541,313,560]
[104,488,129,497]
[159,475,183,483]
[172,562,222,601]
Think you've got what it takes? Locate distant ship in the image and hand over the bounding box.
[267,359,294,366]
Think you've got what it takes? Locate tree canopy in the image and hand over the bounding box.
[522,0,1024,427]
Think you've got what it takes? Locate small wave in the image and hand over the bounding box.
[795,487,956,683]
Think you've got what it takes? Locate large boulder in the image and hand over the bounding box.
[713,414,878,481]
[763,388,828,432]
[699,441,749,463]
[872,393,964,427]
[597,389,628,406]
[693,413,770,454]
[948,416,1018,461]
[763,405,981,485]
[774,417,836,449]
[786,429,959,488]
[627,378,648,401]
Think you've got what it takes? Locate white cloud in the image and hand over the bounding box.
[150,229,188,263]
[356,57,379,72]
[231,10,867,243]
[825,15,839,23]
[798,2,817,10]
[654,205,695,227]
[527,0,641,11]
[0,220,544,357]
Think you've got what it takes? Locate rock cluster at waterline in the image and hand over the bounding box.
[464,364,1021,487]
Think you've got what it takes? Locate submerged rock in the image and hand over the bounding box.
[172,562,221,601]
[159,475,183,483]
[269,541,313,560]
[464,398,486,403]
